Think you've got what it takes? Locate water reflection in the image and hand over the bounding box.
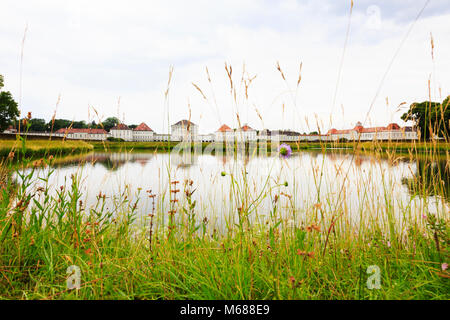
[19,150,447,229]
[40,151,450,204]
[51,152,156,171]
[402,158,449,202]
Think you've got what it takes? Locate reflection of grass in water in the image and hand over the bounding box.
[402,158,450,202]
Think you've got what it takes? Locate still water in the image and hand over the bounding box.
[23,150,448,229]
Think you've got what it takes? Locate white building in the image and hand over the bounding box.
[326,122,419,141]
[153,134,170,142]
[110,123,133,141]
[235,124,257,142]
[215,124,234,142]
[3,126,17,134]
[171,120,199,142]
[199,133,215,142]
[132,122,154,142]
[55,128,109,141]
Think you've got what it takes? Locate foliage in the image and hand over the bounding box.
[0,74,20,132]
[101,117,120,131]
[28,118,48,132]
[106,137,125,142]
[401,96,450,140]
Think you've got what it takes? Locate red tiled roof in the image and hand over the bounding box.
[217,124,232,132]
[56,128,107,134]
[133,122,153,132]
[386,123,400,130]
[328,123,402,135]
[111,124,130,130]
[172,120,196,126]
[360,127,386,133]
[327,128,353,134]
[240,124,254,131]
[327,129,338,134]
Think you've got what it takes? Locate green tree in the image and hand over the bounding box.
[72,120,87,129]
[0,74,20,131]
[101,117,119,131]
[28,118,47,132]
[49,119,73,132]
[401,97,449,140]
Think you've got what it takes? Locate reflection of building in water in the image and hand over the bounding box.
[354,154,363,167]
[171,152,198,168]
[108,152,154,163]
[87,152,155,170]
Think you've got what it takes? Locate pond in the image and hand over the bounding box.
[18,149,449,230]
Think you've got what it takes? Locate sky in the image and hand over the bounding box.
[0,0,449,134]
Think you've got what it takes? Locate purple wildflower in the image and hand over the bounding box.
[442,263,448,271]
[278,143,292,159]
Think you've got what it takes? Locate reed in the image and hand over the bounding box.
[0,146,448,299]
[0,139,93,159]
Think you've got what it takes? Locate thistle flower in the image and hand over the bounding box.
[442,263,448,271]
[278,143,292,159]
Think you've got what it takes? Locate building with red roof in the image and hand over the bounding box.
[236,124,257,142]
[215,124,234,142]
[133,122,154,142]
[326,122,418,141]
[55,128,108,140]
[110,123,133,141]
[171,120,199,141]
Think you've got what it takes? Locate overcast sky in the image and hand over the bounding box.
[1,0,449,134]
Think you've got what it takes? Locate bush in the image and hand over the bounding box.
[107,137,125,142]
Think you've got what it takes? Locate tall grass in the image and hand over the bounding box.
[0,145,448,299]
[0,67,448,300]
[0,139,93,159]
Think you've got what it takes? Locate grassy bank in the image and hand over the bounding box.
[2,139,447,159]
[92,140,449,154]
[0,139,94,159]
[0,146,448,300]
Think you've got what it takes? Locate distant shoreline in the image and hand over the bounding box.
[1,139,448,160]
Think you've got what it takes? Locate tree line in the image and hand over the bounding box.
[23,117,125,133]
